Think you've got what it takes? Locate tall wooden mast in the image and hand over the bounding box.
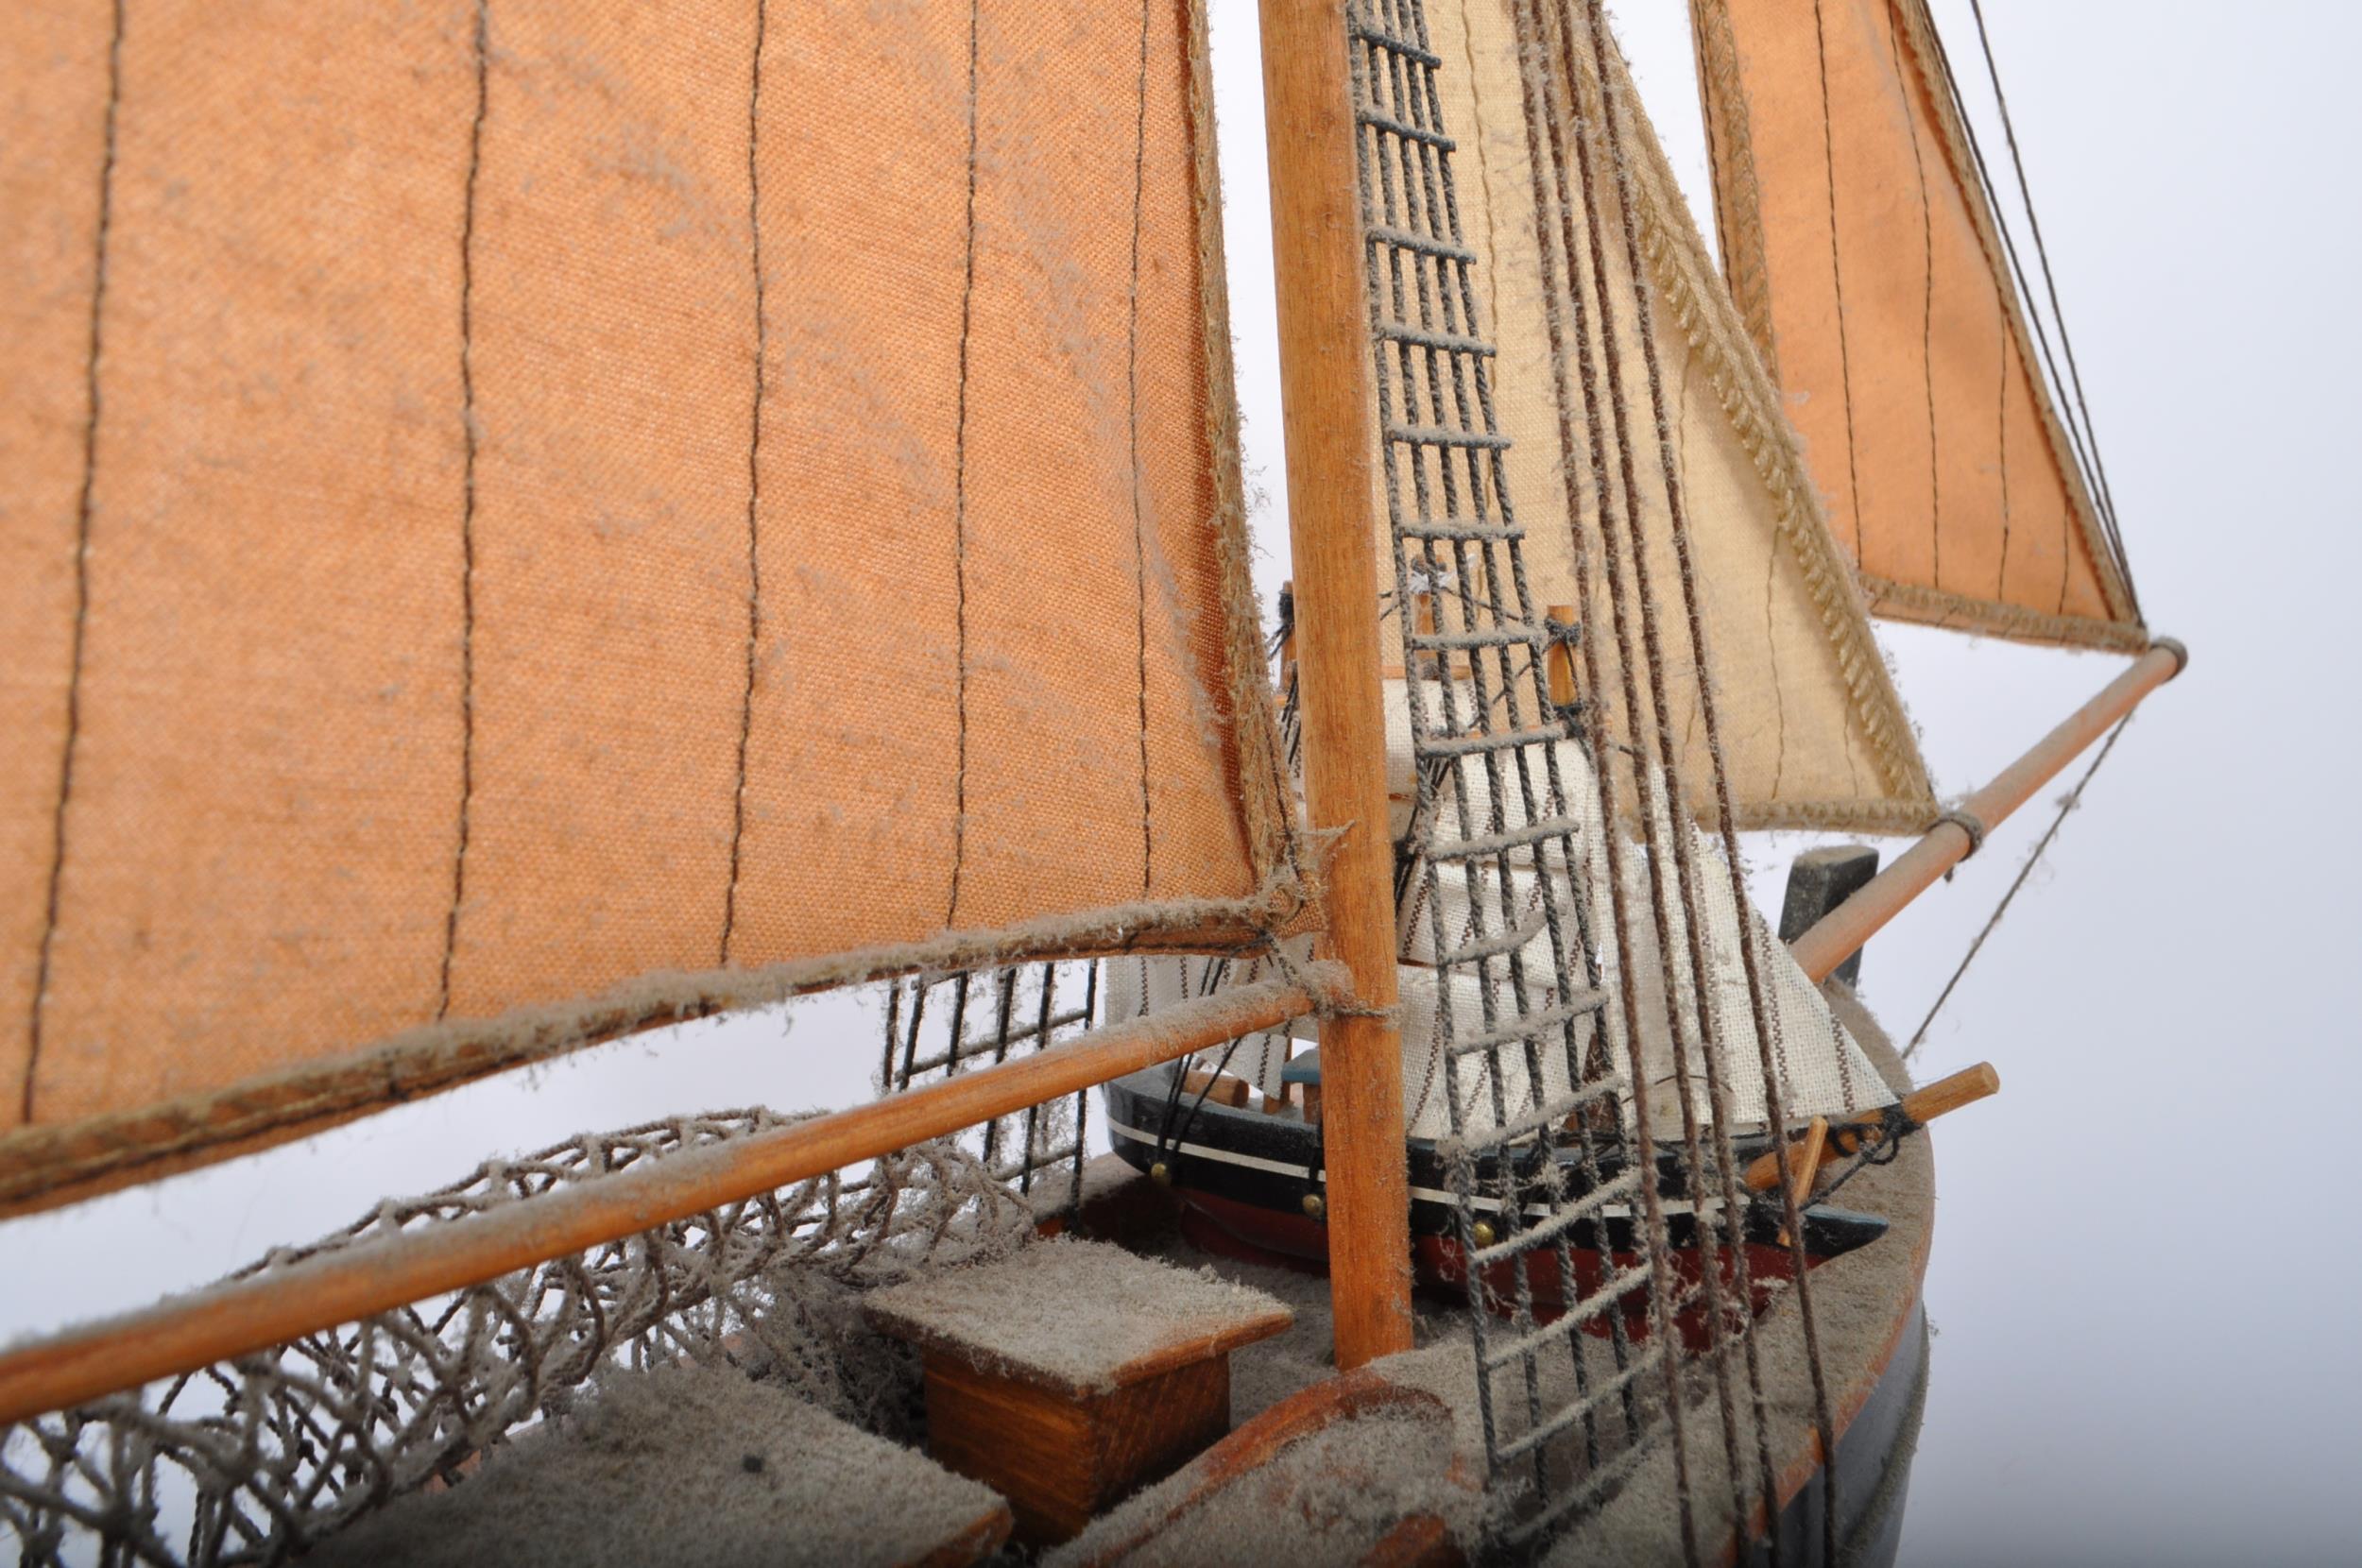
[1256,0,1415,1368]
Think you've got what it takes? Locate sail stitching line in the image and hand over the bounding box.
[720,0,770,966]
[437,0,492,1023]
[945,0,982,929]
[25,0,126,1123]
[2002,296,2021,606]
[1963,0,2131,601]
[1896,0,2134,627]
[1809,0,1866,564]
[1880,0,1943,594]
[1129,0,1154,898]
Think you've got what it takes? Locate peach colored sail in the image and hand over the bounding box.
[1692,0,2142,651]
[0,0,1289,1214]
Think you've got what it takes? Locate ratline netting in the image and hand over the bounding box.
[881,961,1103,1208]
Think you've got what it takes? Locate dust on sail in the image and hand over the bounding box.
[0,0,1292,1215]
[1693,0,2144,650]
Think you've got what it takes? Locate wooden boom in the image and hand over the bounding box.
[0,972,1336,1426]
[1258,0,1416,1367]
[1789,639,2185,983]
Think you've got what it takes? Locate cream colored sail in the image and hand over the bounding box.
[1385,686,1892,1142]
[1691,0,2143,650]
[1380,0,1937,835]
[0,0,1290,1214]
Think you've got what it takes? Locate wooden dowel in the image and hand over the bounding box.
[1544,603,1577,708]
[1789,641,2184,983]
[1787,1117,1829,1212]
[0,974,1335,1426]
[1743,1063,2000,1192]
[1258,0,1415,1369]
[1774,1116,1829,1246]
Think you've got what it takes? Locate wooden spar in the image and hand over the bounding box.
[1789,640,2185,983]
[1743,1063,2001,1192]
[0,973,1334,1426]
[1545,604,1578,708]
[1257,0,1416,1367]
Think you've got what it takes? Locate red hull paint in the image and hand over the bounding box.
[1179,1191,1826,1354]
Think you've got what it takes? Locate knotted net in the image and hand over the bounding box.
[0,1112,1034,1565]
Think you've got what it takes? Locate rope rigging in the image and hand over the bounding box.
[1926,0,2137,608]
[1906,715,2133,1060]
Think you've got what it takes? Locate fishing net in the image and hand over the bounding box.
[0,1112,1035,1566]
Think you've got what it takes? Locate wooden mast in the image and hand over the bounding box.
[1257,0,1416,1367]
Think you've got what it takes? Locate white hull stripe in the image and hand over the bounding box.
[1104,1115,1724,1220]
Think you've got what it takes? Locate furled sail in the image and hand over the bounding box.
[0,0,1292,1213]
[1379,0,1936,834]
[1690,0,2144,650]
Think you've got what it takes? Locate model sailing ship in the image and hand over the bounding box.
[0,0,2177,1563]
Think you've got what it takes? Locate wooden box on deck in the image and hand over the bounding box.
[865,1239,1292,1545]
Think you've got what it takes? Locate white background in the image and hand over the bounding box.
[5,5,2353,1563]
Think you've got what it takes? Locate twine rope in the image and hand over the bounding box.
[1906,717,2131,1061]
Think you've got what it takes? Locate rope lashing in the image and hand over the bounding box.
[1933,808,1988,859]
[1907,717,2133,1059]
[1262,935,1398,1025]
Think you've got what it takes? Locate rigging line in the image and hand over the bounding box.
[1962,0,2128,572]
[1576,6,1806,1551]
[1401,0,1605,1469]
[1904,715,2131,1061]
[1920,4,2133,603]
[26,0,124,1121]
[1918,7,2100,521]
[1566,4,1786,1550]
[1499,0,1659,1474]
[1515,0,1699,1528]
[1018,962,1056,1196]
